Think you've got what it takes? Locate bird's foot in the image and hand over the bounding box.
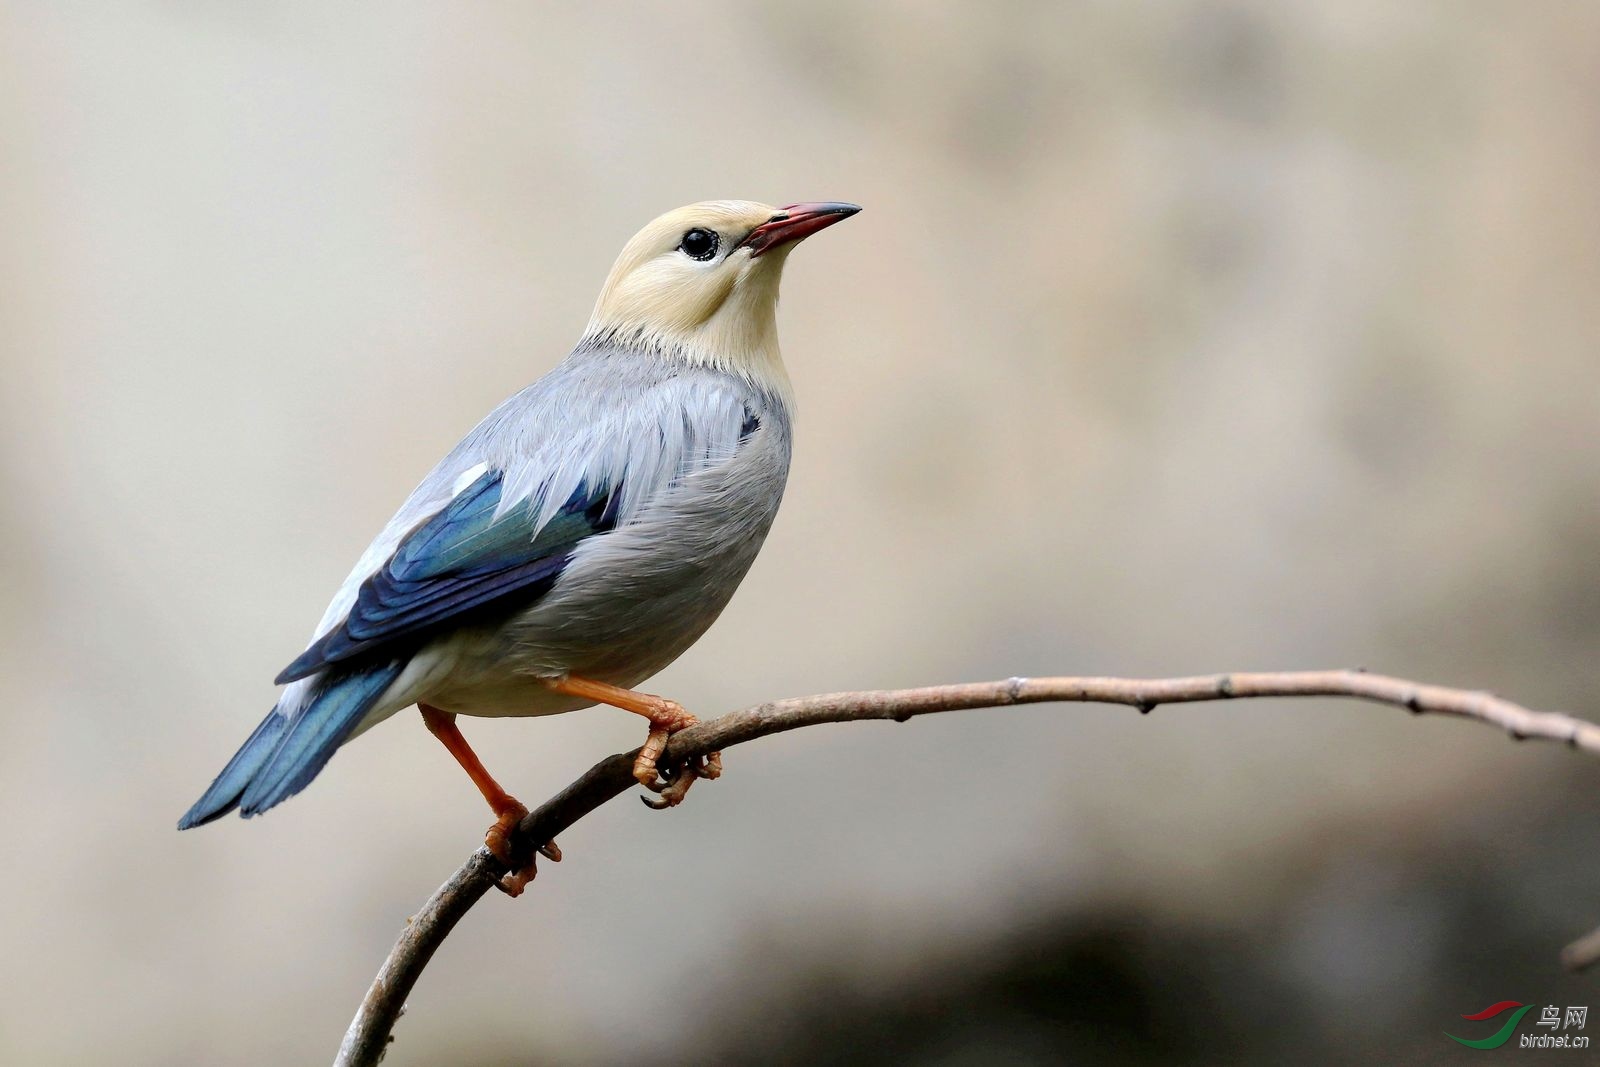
[482,800,561,897]
[533,677,722,810]
[641,750,723,809]
[631,698,720,809]
[630,696,694,788]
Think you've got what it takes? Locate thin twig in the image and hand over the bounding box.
[335,669,1600,1065]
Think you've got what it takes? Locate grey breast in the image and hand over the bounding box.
[497,349,794,685]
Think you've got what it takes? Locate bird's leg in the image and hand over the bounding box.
[537,675,721,809]
[419,704,559,897]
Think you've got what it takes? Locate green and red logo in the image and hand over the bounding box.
[1447,1001,1535,1049]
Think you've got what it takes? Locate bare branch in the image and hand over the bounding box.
[335,669,1599,1065]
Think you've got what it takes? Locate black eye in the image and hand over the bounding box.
[679,228,719,261]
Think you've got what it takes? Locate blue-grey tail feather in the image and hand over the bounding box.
[177,659,404,830]
[176,710,289,829]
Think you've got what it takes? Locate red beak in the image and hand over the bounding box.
[739,201,861,257]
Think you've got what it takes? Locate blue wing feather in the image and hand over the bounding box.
[274,469,617,683]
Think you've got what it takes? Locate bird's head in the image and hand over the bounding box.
[583,199,859,385]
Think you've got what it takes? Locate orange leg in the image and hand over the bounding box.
[538,675,721,809]
[420,704,559,897]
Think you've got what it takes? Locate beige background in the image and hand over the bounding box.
[2,3,1598,1064]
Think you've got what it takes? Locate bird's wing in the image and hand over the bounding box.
[274,466,619,683]
[274,350,764,686]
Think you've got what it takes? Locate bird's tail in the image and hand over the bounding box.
[177,659,404,829]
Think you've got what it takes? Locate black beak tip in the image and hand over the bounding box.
[772,201,862,222]
[742,201,861,256]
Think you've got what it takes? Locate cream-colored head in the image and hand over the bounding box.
[583,199,859,387]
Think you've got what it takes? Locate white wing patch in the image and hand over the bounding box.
[451,461,490,497]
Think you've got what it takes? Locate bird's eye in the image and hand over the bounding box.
[679,228,719,261]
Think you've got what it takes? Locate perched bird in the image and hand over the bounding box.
[179,199,859,892]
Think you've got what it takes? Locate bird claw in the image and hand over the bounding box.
[483,803,526,861]
[636,760,668,793]
[496,866,535,897]
[629,699,723,808]
[482,801,559,898]
[637,751,722,810]
[493,840,560,897]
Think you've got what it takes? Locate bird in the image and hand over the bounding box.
[179,199,860,893]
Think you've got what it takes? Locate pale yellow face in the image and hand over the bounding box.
[584,200,803,376]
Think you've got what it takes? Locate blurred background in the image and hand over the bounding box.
[2,3,1599,1064]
